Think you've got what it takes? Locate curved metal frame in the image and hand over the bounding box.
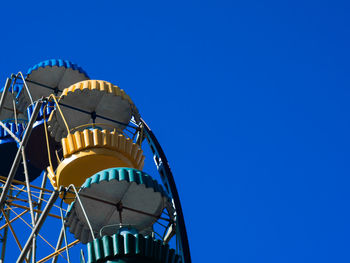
[141,118,191,263]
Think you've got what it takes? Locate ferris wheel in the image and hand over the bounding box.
[0,59,191,263]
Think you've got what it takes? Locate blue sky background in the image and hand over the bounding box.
[0,0,350,262]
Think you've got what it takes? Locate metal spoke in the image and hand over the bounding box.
[0,210,28,231]
[21,149,35,226]
[66,185,95,240]
[16,190,59,263]
[37,240,79,263]
[0,206,10,263]
[1,209,29,263]
[8,206,58,251]
[58,204,70,263]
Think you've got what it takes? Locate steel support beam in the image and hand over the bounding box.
[16,190,59,263]
[0,100,43,211]
[0,207,10,263]
[0,78,12,114]
[51,227,64,263]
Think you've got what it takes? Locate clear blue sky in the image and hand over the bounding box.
[1,0,350,262]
